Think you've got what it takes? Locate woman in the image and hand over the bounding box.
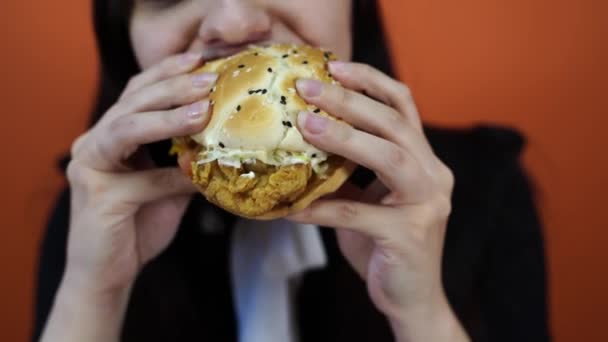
[33,0,550,341]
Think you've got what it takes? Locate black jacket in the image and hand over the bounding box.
[33,125,550,341]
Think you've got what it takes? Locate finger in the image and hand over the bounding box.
[115,167,198,204]
[297,111,428,198]
[297,78,410,146]
[121,52,205,98]
[335,229,373,278]
[287,199,396,239]
[70,132,89,159]
[114,72,217,118]
[296,79,438,172]
[79,100,210,171]
[135,194,192,263]
[328,62,422,132]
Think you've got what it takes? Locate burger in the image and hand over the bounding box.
[171,44,356,220]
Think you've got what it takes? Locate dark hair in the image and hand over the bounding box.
[74,0,395,169]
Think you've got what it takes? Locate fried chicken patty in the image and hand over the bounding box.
[191,160,313,217]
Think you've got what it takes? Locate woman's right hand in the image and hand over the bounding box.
[41,52,216,342]
[66,52,216,292]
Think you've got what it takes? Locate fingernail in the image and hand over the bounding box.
[179,51,203,65]
[328,61,348,74]
[298,111,327,134]
[296,79,323,98]
[192,72,218,87]
[187,100,209,119]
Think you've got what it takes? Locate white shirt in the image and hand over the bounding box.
[230,218,328,342]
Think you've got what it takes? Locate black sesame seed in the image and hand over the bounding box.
[324,52,331,59]
[313,108,321,113]
[312,153,317,158]
[219,142,225,148]
[293,50,298,54]
[282,54,289,58]
[262,89,267,94]
[267,67,273,73]
[254,52,259,56]
[280,96,287,105]
[282,121,293,128]
[237,105,241,111]
[248,90,255,95]
[303,60,309,64]
[238,64,245,68]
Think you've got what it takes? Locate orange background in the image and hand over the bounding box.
[1,0,606,341]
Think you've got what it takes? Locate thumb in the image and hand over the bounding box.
[135,194,193,264]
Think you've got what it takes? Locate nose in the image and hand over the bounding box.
[199,1,272,46]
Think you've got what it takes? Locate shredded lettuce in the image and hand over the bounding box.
[196,147,329,174]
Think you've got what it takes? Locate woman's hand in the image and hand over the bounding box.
[289,62,470,341]
[41,52,216,342]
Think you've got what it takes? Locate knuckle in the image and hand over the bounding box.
[338,88,358,110]
[440,163,455,192]
[332,121,354,145]
[409,195,452,229]
[88,174,111,197]
[66,160,84,185]
[124,75,143,94]
[170,74,189,91]
[149,60,173,84]
[108,116,134,146]
[115,90,140,114]
[161,56,180,73]
[385,146,408,171]
[66,162,109,195]
[154,169,180,190]
[161,109,186,134]
[70,133,88,157]
[170,106,191,129]
[360,63,377,77]
[155,77,186,104]
[94,129,126,167]
[394,81,412,98]
[432,194,453,219]
[104,103,122,118]
[385,110,407,134]
[335,202,360,222]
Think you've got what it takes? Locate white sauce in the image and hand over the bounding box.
[240,171,256,179]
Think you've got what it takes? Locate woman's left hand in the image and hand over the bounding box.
[289,62,469,341]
